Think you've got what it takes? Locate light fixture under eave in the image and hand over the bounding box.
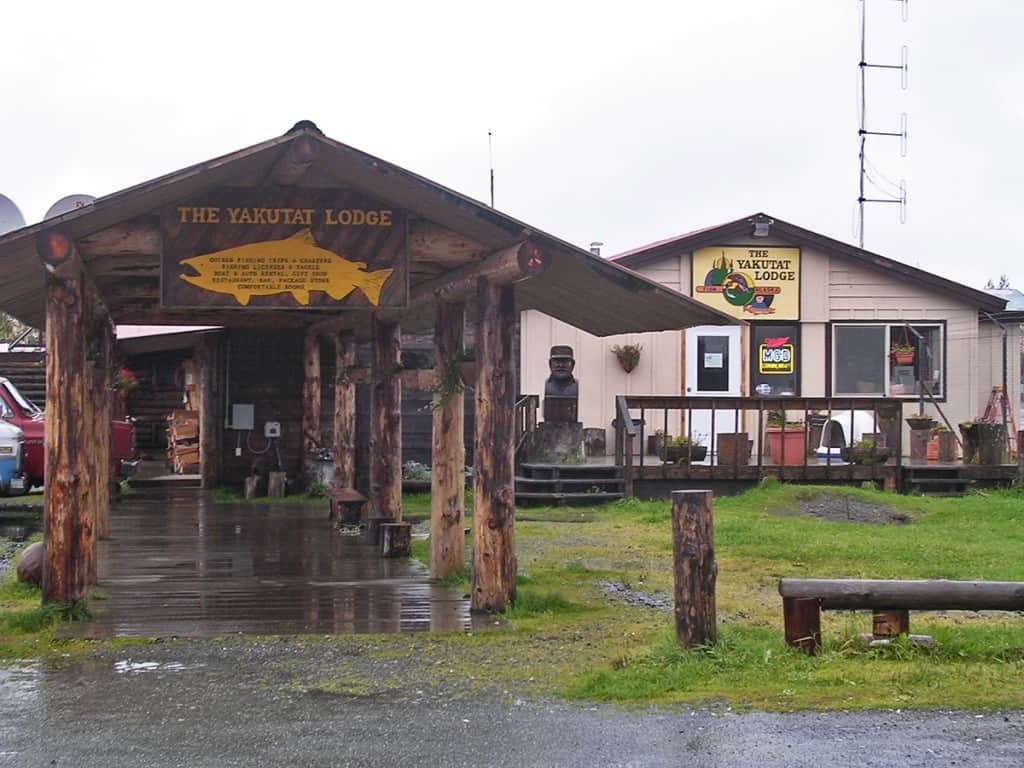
[752,219,773,237]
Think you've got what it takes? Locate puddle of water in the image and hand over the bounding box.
[113,660,202,675]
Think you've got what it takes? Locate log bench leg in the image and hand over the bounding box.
[783,597,821,655]
[872,609,910,638]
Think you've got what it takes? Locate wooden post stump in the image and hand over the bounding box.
[267,471,287,498]
[380,522,412,558]
[670,489,717,648]
[243,474,260,499]
[783,597,822,654]
[872,609,910,638]
[370,318,402,522]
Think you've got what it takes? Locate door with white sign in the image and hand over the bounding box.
[684,326,742,461]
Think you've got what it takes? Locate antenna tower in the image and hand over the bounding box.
[857,0,909,248]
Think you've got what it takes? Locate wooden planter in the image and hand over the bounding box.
[936,430,957,462]
[840,446,892,465]
[717,432,749,466]
[659,444,707,463]
[766,426,807,466]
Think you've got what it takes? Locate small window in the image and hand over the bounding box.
[751,324,799,396]
[831,323,944,398]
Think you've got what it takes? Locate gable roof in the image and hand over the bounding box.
[0,122,737,335]
[612,212,1007,313]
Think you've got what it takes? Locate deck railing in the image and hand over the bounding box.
[613,395,905,487]
[514,394,540,461]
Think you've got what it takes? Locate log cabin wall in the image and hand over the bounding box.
[124,349,196,454]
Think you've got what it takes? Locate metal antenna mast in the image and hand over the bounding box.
[857,0,909,248]
[488,130,495,208]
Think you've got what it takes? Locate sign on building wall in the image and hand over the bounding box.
[160,189,408,310]
[692,246,800,320]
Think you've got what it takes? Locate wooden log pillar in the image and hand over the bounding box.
[671,490,717,647]
[300,329,322,482]
[471,280,517,612]
[783,597,821,655]
[38,232,92,605]
[332,330,356,489]
[197,336,221,489]
[430,300,466,579]
[380,522,412,558]
[96,321,114,538]
[370,318,402,522]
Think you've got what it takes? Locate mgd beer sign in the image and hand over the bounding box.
[692,246,800,320]
[759,336,794,375]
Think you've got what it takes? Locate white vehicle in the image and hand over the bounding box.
[0,419,25,495]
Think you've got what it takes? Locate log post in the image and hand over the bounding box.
[380,522,412,558]
[783,597,821,654]
[96,320,114,538]
[471,280,517,612]
[300,329,322,482]
[332,330,356,489]
[370,318,402,522]
[671,490,717,647]
[197,336,221,489]
[38,231,92,605]
[430,300,466,579]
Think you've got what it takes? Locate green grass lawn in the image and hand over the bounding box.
[3,481,1023,711]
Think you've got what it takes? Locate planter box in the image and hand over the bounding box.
[717,432,749,466]
[840,446,892,465]
[647,434,670,456]
[766,426,807,466]
[659,444,708,463]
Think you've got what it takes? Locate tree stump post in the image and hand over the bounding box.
[783,597,821,654]
[430,299,466,579]
[38,233,92,605]
[370,318,402,522]
[380,522,412,558]
[872,609,910,638]
[471,279,517,612]
[300,330,322,482]
[267,471,287,497]
[671,489,717,647]
[332,330,356,490]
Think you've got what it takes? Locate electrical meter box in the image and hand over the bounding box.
[264,421,281,439]
[231,403,255,431]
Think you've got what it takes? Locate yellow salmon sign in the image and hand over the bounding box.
[692,246,800,320]
[161,190,408,310]
[180,229,394,307]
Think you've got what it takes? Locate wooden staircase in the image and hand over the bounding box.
[515,462,624,506]
[903,465,975,496]
[0,353,46,405]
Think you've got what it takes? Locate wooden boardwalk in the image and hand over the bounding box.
[65,488,475,639]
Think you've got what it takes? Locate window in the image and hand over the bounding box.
[831,323,944,398]
[751,323,799,396]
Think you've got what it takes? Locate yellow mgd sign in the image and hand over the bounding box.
[692,246,800,320]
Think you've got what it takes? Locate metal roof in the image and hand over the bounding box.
[0,122,738,335]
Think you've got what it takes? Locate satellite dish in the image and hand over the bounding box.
[0,194,26,236]
[44,194,96,220]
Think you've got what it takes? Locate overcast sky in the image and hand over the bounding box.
[2,1,1020,291]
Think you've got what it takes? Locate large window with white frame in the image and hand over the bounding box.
[831,322,944,399]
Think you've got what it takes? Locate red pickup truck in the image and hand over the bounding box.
[0,376,136,492]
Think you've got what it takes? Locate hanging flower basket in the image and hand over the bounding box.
[611,343,642,373]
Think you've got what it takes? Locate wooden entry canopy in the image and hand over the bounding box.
[0,121,738,611]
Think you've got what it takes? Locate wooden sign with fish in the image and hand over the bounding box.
[160,189,408,310]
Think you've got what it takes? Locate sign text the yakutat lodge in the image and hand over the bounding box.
[691,246,800,320]
[160,190,408,310]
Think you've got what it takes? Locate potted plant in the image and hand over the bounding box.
[766,409,807,466]
[647,429,671,456]
[889,343,915,365]
[841,438,892,465]
[931,424,957,462]
[611,343,642,373]
[659,433,707,463]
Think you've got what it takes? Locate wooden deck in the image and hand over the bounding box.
[64,487,476,639]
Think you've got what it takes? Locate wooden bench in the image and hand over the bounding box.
[779,578,1024,654]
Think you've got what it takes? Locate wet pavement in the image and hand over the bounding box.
[67,487,473,638]
[1,640,1021,767]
